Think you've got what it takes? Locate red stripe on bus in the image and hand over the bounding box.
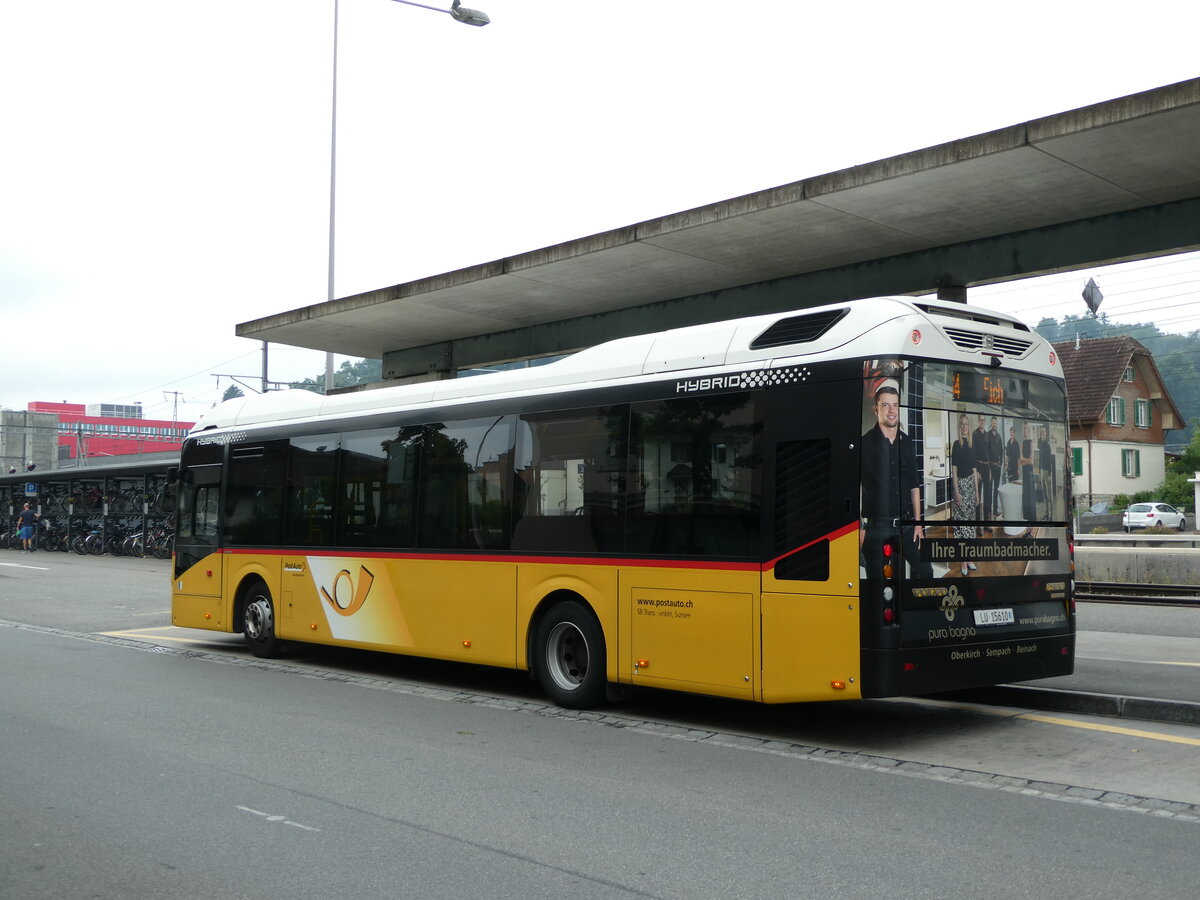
[221,546,762,571]
[763,520,858,570]
[220,522,859,574]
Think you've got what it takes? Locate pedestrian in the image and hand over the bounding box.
[18,502,39,552]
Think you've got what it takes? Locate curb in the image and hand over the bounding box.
[952,684,1200,727]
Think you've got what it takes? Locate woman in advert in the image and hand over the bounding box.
[951,412,978,576]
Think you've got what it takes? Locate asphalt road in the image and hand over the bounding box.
[2,552,1199,898]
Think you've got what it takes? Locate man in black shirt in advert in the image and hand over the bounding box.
[861,379,932,582]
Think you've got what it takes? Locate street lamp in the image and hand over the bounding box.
[324,0,490,391]
[399,0,491,26]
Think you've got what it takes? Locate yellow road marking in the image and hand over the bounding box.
[1081,655,1200,669]
[101,626,170,635]
[914,697,1200,747]
[1017,713,1200,747]
[99,627,236,647]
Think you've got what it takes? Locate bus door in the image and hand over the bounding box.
[760,377,864,702]
[622,393,763,701]
[173,441,224,601]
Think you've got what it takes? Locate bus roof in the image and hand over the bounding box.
[194,296,1054,433]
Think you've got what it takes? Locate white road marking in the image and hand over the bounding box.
[237,805,321,832]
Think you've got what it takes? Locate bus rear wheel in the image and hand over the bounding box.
[243,582,282,658]
[532,600,606,709]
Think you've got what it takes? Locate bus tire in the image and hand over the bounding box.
[243,581,282,658]
[532,600,607,709]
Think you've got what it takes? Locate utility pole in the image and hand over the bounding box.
[163,391,183,428]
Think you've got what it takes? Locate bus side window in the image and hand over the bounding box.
[338,428,393,548]
[410,416,514,551]
[195,486,219,538]
[176,460,221,540]
[628,394,762,558]
[511,407,626,553]
[225,442,287,545]
[286,436,338,546]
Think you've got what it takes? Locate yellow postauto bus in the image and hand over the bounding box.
[171,297,1074,707]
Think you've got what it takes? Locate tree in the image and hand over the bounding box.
[293,357,383,393]
[1161,420,1200,510]
[222,384,245,401]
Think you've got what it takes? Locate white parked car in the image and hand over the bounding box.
[1122,502,1188,532]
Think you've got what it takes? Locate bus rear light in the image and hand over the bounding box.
[882,543,894,557]
[903,662,917,672]
[882,606,895,623]
[882,563,894,578]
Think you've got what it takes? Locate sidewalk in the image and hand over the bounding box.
[959,629,1200,726]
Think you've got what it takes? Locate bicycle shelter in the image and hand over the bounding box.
[0,453,178,556]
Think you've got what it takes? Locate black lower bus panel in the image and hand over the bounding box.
[859,633,1076,698]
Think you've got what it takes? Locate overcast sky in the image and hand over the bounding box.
[2,1,1197,425]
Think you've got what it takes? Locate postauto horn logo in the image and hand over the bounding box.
[319,566,375,617]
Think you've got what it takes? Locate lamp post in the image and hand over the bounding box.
[324,0,490,392]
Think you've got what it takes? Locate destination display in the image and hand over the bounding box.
[950,369,1027,408]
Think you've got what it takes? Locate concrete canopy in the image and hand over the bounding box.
[238,78,1200,379]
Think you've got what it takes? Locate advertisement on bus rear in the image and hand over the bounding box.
[859,358,1072,649]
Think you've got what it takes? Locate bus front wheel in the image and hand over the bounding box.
[532,600,606,709]
[243,582,282,658]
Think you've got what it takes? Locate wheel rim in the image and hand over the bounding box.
[244,595,273,643]
[545,621,590,692]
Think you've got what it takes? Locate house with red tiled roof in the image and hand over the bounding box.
[1052,336,1183,507]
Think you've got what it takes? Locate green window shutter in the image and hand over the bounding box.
[1072,447,1083,476]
